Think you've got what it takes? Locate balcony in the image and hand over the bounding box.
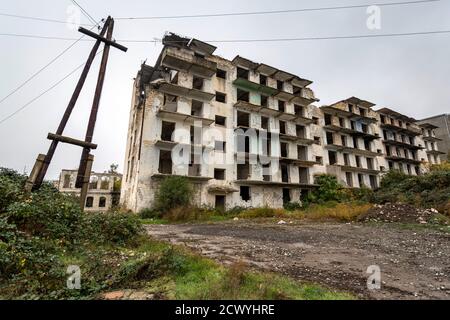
[154,81,215,102]
[234,179,318,189]
[385,155,422,165]
[426,149,445,156]
[324,125,380,140]
[151,173,213,182]
[321,106,377,123]
[234,100,314,124]
[324,144,382,157]
[157,109,214,126]
[327,164,380,175]
[380,123,422,136]
[207,180,239,194]
[422,135,442,142]
[161,47,217,78]
[383,138,424,150]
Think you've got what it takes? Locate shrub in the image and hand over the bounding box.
[225,206,246,216]
[310,174,344,203]
[154,176,193,212]
[162,206,211,222]
[284,201,302,211]
[83,212,143,245]
[0,167,27,213]
[6,185,83,243]
[139,208,161,219]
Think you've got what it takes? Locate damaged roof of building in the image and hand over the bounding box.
[377,107,417,122]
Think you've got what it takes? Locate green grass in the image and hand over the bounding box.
[140,218,170,225]
[109,237,355,300]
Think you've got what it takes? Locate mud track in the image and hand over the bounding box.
[146,221,450,299]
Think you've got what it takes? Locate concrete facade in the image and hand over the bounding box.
[57,169,122,212]
[120,33,444,213]
[417,114,450,162]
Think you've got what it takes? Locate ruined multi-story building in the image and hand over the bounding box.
[58,169,122,212]
[120,33,444,212]
[417,114,450,161]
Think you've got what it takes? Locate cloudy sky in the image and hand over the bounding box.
[0,0,449,179]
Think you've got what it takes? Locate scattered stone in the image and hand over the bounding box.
[358,203,437,224]
[102,291,124,300]
[233,217,239,221]
[277,220,287,225]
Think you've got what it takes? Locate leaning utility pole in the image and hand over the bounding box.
[25,16,127,209]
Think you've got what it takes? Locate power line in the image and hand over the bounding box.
[0,50,103,126]
[0,12,94,26]
[1,29,450,43]
[71,0,99,28]
[115,0,441,20]
[0,24,100,105]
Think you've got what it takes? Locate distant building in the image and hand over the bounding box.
[417,114,450,162]
[57,169,122,212]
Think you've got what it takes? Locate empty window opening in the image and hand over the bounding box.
[260,74,267,85]
[240,186,251,201]
[353,137,359,149]
[358,174,364,187]
[343,153,350,166]
[170,70,179,84]
[191,100,203,117]
[328,151,337,165]
[312,117,319,125]
[364,139,371,151]
[356,156,362,168]
[262,163,271,182]
[414,166,420,175]
[278,100,286,113]
[280,142,289,158]
[215,195,225,210]
[324,114,332,126]
[189,152,201,177]
[214,169,225,180]
[163,94,178,111]
[297,145,308,161]
[388,161,394,170]
[314,136,321,145]
[261,116,269,130]
[299,167,309,184]
[279,121,287,135]
[63,174,71,188]
[282,188,291,204]
[237,88,250,103]
[215,115,226,126]
[85,197,94,208]
[261,95,268,107]
[159,150,172,174]
[296,125,306,138]
[100,177,109,190]
[380,115,386,123]
[281,164,289,183]
[216,69,227,79]
[351,121,356,131]
[348,104,354,113]
[367,158,374,170]
[294,105,304,117]
[361,123,368,133]
[194,52,205,59]
[262,136,271,156]
[326,132,334,145]
[99,197,106,208]
[237,163,250,180]
[215,91,226,103]
[215,140,226,152]
[346,172,353,187]
[293,85,302,96]
[360,108,367,117]
[341,135,347,146]
[237,111,250,127]
[338,117,345,128]
[277,80,284,90]
[369,175,377,189]
[89,176,98,190]
[192,76,204,90]
[237,67,249,79]
[316,156,323,165]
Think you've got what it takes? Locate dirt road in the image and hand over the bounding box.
[146,221,450,300]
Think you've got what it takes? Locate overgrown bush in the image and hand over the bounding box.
[238,207,285,219]
[83,212,143,245]
[308,174,344,204]
[154,176,193,213]
[283,201,303,211]
[139,208,161,219]
[162,206,211,222]
[0,167,27,213]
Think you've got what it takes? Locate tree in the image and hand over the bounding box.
[108,164,119,174]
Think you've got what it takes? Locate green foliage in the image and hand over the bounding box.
[7,185,84,243]
[154,176,193,212]
[283,201,303,211]
[309,174,344,203]
[0,167,27,213]
[139,208,161,219]
[82,212,143,245]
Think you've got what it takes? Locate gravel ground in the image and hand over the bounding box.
[146,221,450,300]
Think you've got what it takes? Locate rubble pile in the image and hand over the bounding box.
[359,203,440,224]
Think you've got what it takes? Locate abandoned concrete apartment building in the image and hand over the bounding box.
[120,33,443,212]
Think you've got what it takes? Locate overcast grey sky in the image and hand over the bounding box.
[0,0,449,179]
